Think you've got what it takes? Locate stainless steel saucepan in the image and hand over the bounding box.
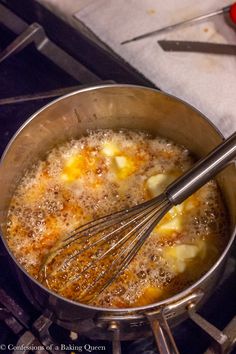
[0,85,235,354]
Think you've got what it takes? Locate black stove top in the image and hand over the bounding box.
[0,3,236,354]
[0,25,78,155]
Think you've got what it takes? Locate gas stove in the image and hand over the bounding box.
[0,3,236,354]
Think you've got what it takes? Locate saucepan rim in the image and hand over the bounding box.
[1,83,235,315]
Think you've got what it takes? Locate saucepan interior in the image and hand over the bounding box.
[0,85,235,337]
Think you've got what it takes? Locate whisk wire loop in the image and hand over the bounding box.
[79,199,171,302]
[43,194,166,273]
[42,196,171,301]
[59,196,169,290]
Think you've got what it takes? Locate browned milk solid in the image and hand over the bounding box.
[6,130,228,308]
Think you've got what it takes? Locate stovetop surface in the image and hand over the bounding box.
[0,25,78,155]
[0,14,236,354]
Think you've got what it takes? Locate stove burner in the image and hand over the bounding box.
[0,4,99,83]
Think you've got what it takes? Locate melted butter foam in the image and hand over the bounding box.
[6,129,228,308]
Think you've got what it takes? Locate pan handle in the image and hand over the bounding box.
[146,312,180,354]
[108,315,179,354]
[145,291,204,354]
[108,321,122,354]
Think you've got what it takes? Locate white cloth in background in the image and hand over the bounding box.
[38,0,236,137]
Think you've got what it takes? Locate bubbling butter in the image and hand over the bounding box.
[6,129,228,308]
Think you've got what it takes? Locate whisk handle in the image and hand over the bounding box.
[166,132,236,205]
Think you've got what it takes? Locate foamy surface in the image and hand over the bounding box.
[6,130,228,308]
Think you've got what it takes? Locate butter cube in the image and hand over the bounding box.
[164,244,201,274]
[114,156,128,169]
[157,216,182,233]
[174,244,199,259]
[184,195,198,211]
[168,204,184,218]
[113,155,136,179]
[146,174,176,197]
[102,142,119,157]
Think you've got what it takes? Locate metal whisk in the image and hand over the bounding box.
[40,132,236,303]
